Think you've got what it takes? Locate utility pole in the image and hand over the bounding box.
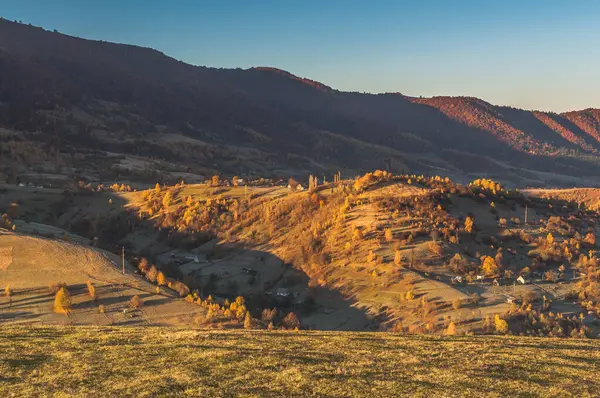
[122,246,125,275]
[524,204,528,225]
[513,280,516,296]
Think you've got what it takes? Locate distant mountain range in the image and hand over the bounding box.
[1,18,600,185]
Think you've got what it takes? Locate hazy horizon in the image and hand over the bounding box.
[3,0,599,112]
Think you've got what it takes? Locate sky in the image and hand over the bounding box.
[2,0,600,112]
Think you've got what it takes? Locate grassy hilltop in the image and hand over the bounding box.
[0,326,599,397]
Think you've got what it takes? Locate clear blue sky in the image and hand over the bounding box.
[2,0,599,112]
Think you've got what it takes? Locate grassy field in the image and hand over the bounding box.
[0,326,599,397]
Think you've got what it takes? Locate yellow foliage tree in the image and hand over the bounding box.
[157,271,167,286]
[53,286,72,315]
[446,321,457,335]
[243,311,253,329]
[86,280,97,300]
[481,256,498,277]
[465,216,474,234]
[384,228,393,243]
[494,315,509,334]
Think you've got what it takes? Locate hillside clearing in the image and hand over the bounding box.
[0,326,599,397]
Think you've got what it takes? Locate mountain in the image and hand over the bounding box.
[1,18,600,186]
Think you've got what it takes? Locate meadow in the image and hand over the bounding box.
[0,326,599,397]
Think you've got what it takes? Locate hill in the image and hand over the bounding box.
[2,19,600,186]
[3,173,600,336]
[0,326,599,397]
[0,231,204,326]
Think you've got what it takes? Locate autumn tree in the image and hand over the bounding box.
[146,265,158,282]
[481,256,498,277]
[138,258,150,274]
[584,232,596,246]
[53,286,72,315]
[446,321,457,335]
[4,285,12,307]
[465,216,474,234]
[452,298,462,310]
[282,312,301,329]
[157,271,167,286]
[494,315,509,334]
[86,280,97,300]
[244,311,253,329]
[546,233,555,246]
[394,250,402,267]
[211,175,220,186]
[130,295,143,308]
[384,228,393,243]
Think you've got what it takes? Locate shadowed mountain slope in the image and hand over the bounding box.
[1,19,600,184]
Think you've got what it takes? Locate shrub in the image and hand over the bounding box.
[130,295,143,308]
[406,290,415,300]
[53,286,72,315]
[98,304,105,314]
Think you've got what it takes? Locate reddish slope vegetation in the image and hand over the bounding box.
[410,96,549,153]
[532,112,597,153]
[563,109,600,145]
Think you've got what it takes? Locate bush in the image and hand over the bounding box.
[53,286,72,315]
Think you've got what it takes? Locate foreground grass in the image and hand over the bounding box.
[0,327,599,397]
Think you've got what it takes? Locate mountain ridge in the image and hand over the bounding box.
[1,18,600,185]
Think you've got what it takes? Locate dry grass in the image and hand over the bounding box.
[0,326,599,397]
